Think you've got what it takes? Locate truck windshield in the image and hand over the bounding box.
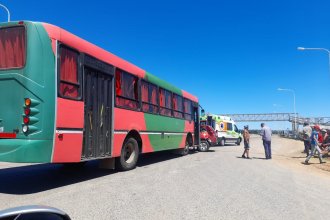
[0,26,26,69]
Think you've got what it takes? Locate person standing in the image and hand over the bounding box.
[261,123,272,159]
[321,129,330,154]
[241,125,251,159]
[302,122,312,157]
[305,125,325,164]
[321,129,330,153]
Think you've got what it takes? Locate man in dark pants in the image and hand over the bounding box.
[261,123,272,159]
[302,122,312,157]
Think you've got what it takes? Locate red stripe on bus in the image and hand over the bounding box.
[52,132,83,162]
[179,133,188,148]
[113,133,126,157]
[42,23,146,79]
[141,134,154,153]
[182,90,198,103]
[114,108,146,131]
[184,120,195,132]
[113,133,154,157]
[0,133,17,139]
[56,98,84,129]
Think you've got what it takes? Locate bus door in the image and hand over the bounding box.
[82,55,114,159]
[193,103,200,145]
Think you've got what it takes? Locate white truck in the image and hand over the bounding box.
[200,114,242,146]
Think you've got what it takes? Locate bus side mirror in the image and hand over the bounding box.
[0,205,71,220]
[201,109,205,117]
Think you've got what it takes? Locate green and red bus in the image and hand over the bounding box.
[0,21,200,170]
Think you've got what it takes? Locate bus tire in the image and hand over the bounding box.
[179,139,190,156]
[220,138,225,146]
[236,138,241,146]
[115,137,139,171]
[198,140,210,152]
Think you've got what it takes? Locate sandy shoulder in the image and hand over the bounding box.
[249,134,330,177]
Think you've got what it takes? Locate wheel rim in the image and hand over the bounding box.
[200,142,208,151]
[124,142,136,163]
[183,141,189,154]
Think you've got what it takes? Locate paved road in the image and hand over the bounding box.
[0,135,329,220]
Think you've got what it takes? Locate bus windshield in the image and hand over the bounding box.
[0,26,26,69]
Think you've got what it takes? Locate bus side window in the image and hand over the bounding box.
[115,69,139,110]
[173,94,183,119]
[141,81,158,114]
[159,88,172,117]
[59,46,80,99]
[184,99,192,120]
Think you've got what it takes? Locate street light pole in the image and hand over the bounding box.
[0,3,10,22]
[277,88,297,133]
[297,47,330,77]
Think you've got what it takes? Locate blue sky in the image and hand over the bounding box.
[1,0,329,129]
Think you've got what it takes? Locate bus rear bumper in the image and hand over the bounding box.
[0,139,53,163]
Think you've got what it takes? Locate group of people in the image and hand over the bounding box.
[302,122,330,164]
[239,122,330,164]
[241,123,272,160]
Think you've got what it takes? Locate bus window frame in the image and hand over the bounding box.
[0,25,27,70]
[140,79,159,115]
[114,68,140,111]
[57,43,82,100]
[184,98,193,121]
[172,93,184,119]
[159,87,173,117]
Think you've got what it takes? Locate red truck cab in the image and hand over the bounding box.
[199,125,217,151]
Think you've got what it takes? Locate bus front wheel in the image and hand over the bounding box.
[115,137,139,171]
[179,139,191,156]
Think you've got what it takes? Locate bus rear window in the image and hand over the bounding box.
[0,26,26,69]
[59,46,80,99]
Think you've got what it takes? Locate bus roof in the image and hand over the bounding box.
[40,22,198,103]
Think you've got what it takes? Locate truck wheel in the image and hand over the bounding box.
[236,138,241,146]
[115,137,139,171]
[220,138,225,146]
[198,140,210,152]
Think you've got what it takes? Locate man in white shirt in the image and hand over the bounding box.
[261,123,272,159]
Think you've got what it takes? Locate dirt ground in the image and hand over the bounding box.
[249,134,330,175]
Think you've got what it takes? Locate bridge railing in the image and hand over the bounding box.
[221,113,330,126]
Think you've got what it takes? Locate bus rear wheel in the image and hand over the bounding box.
[178,139,190,156]
[115,137,139,171]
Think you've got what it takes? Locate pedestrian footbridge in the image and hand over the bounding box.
[221,113,330,127]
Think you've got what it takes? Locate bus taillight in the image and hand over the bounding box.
[22,125,29,133]
[25,98,31,107]
[23,116,30,124]
[24,108,31,116]
[22,98,40,134]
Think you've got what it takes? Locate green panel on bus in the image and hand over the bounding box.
[144,113,185,151]
[144,72,183,96]
[0,22,55,162]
